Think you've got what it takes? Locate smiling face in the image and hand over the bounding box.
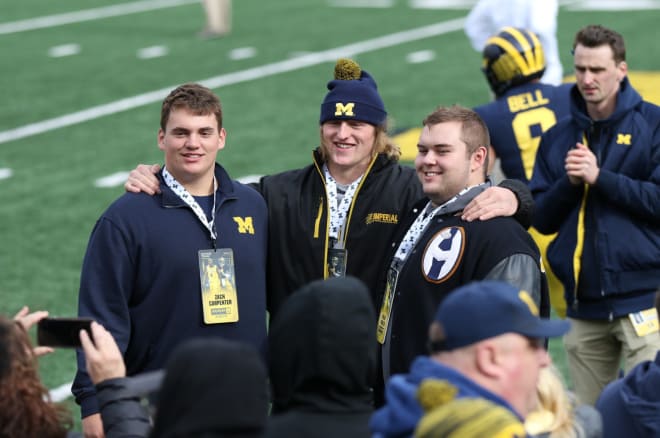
[415,120,487,206]
[158,108,226,195]
[320,120,377,184]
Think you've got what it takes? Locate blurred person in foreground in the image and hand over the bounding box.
[595,290,660,438]
[265,276,376,438]
[530,24,660,405]
[371,280,570,437]
[525,364,602,438]
[81,322,269,438]
[0,308,79,438]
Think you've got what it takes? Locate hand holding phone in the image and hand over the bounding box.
[80,321,126,384]
[37,317,93,348]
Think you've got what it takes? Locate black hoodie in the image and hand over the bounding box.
[266,276,377,438]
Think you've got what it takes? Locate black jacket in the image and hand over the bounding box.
[255,149,533,319]
[255,150,422,316]
[379,185,548,381]
[266,276,377,438]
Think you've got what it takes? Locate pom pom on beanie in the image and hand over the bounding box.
[319,58,387,126]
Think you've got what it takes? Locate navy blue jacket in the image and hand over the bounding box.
[596,351,660,438]
[72,164,268,417]
[370,356,523,438]
[530,78,660,320]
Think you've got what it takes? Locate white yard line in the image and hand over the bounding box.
[0,0,199,35]
[0,17,465,146]
[50,381,74,402]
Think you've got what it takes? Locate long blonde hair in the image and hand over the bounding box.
[525,364,583,438]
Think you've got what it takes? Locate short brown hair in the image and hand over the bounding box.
[422,105,490,174]
[573,25,626,64]
[160,83,223,131]
[422,105,490,155]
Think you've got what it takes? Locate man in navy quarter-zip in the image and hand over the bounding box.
[530,24,660,406]
[72,83,268,437]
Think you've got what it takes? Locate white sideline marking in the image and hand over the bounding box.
[328,0,395,7]
[0,168,13,180]
[565,0,660,10]
[0,0,199,35]
[406,50,436,63]
[236,174,263,184]
[50,381,73,402]
[0,17,466,146]
[228,47,258,60]
[95,171,131,188]
[137,45,169,59]
[410,0,477,9]
[48,44,81,58]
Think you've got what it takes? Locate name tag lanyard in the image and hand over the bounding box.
[163,167,218,248]
[392,186,473,265]
[323,164,363,249]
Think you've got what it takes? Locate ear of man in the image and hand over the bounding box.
[474,339,504,379]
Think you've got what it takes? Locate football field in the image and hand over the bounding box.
[2,0,659,428]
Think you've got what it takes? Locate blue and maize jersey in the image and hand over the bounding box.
[474,82,572,183]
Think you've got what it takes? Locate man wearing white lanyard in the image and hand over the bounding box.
[73,83,268,438]
[124,59,533,323]
[376,105,548,387]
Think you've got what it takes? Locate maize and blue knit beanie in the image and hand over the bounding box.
[319,58,387,126]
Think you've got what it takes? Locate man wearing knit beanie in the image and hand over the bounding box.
[319,58,387,127]
[123,59,533,401]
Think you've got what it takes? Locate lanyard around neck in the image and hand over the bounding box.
[162,167,217,243]
[323,164,363,245]
[393,185,475,263]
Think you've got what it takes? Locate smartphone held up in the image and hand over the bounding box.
[37,317,94,348]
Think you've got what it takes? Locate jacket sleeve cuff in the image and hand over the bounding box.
[497,179,534,229]
[79,392,100,418]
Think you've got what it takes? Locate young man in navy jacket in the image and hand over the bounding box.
[530,25,660,405]
[73,83,268,437]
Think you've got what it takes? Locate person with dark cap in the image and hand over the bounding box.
[80,321,269,437]
[124,58,531,322]
[371,280,570,438]
[595,290,660,438]
[265,276,376,437]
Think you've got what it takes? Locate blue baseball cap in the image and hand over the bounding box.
[432,281,571,351]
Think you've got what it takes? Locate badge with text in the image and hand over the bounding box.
[628,308,659,337]
[327,248,348,278]
[376,266,399,344]
[198,248,239,324]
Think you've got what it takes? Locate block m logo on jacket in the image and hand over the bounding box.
[616,133,632,145]
[233,217,254,234]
